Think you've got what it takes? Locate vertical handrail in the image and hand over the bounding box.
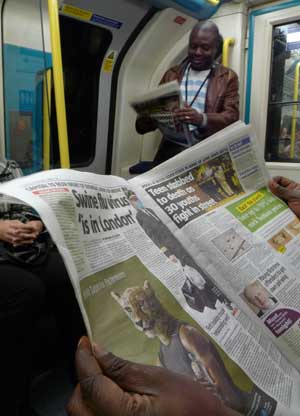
[47,0,70,168]
[43,69,52,170]
[290,62,300,160]
[206,0,220,5]
[222,37,235,68]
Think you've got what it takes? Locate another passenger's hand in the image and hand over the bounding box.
[0,220,31,245]
[0,219,43,246]
[26,220,43,236]
[269,176,300,219]
[174,105,204,126]
[67,337,235,416]
[15,220,44,245]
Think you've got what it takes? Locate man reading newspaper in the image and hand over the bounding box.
[135,21,239,165]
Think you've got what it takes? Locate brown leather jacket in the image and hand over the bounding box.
[136,60,239,141]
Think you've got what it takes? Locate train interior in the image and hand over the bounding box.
[1,0,300,414]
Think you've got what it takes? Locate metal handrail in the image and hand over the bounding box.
[222,37,235,68]
[43,69,52,170]
[47,0,70,168]
[269,100,300,106]
[206,0,220,5]
[290,62,300,159]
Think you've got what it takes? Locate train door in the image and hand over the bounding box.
[245,1,300,181]
[58,0,153,174]
[1,0,153,175]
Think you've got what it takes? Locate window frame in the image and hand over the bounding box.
[247,3,300,181]
[265,21,300,163]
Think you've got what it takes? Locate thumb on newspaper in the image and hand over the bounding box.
[91,342,233,416]
[67,337,129,416]
[269,177,300,220]
[269,177,300,201]
[92,341,166,395]
[268,178,295,200]
[70,338,236,416]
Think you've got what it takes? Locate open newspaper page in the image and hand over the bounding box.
[0,122,300,416]
[130,121,300,414]
[0,143,296,415]
[131,80,192,147]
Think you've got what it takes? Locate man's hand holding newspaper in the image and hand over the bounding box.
[269,177,300,219]
[67,336,237,416]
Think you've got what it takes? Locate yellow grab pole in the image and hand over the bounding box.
[222,38,235,68]
[47,0,70,168]
[206,0,220,5]
[43,69,52,170]
[290,62,300,160]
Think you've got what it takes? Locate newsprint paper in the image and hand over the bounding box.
[2,121,300,416]
[131,80,193,147]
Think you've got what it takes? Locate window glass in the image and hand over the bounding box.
[266,21,300,162]
[50,16,112,168]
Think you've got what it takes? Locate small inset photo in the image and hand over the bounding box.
[241,281,278,318]
[268,229,292,252]
[212,228,251,262]
[286,218,300,236]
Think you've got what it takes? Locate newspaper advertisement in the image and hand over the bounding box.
[1,122,300,415]
[131,80,192,147]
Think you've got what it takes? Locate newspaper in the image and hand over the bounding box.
[2,121,300,415]
[131,80,193,147]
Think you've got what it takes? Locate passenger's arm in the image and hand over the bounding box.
[203,72,239,136]
[269,176,300,219]
[67,337,235,416]
[135,114,158,135]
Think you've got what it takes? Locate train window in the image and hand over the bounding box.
[50,16,112,168]
[265,21,300,163]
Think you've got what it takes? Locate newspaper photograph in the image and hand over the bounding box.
[1,122,300,415]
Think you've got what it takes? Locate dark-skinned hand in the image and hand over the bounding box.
[67,337,238,416]
[174,104,204,126]
[269,176,300,219]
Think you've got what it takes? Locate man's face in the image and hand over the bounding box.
[129,195,143,210]
[246,285,271,310]
[188,29,217,71]
[129,195,138,210]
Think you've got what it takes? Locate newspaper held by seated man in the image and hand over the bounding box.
[131,80,193,147]
[2,121,300,416]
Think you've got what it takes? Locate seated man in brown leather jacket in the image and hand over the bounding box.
[136,21,239,165]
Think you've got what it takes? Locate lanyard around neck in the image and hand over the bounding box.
[185,64,211,107]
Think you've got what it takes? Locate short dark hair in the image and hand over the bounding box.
[216,33,223,58]
[190,21,223,59]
